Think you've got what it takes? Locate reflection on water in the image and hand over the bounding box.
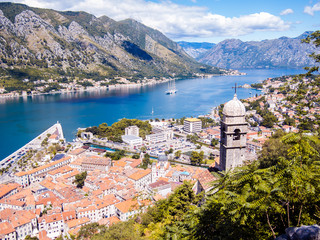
[0,84,155,104]
[0,68,305,159]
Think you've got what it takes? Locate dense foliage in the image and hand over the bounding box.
[78,131,320,239]
[302,30,320,75]
[73,171,87,189]
[85,119,152,142]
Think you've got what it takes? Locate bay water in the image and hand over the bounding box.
[0,68,304,159]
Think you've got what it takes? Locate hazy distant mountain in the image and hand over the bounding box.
[177,41,215,58]
[0,2,223,82]
[197,32,317,69]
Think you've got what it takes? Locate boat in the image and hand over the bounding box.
[165,79,177,94]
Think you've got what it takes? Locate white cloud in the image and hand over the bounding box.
[8,0,291,40]
[304,2,320,16]
[280,8,294,15]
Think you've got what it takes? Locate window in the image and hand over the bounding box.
[233,129,241,140]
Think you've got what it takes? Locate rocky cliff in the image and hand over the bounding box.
[196,32,317,69]
[0,2,222,81]
[177,41,215,59]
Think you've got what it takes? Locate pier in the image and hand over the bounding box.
[0,122,65,168]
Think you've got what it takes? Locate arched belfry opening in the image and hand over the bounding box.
[233,129,241,140]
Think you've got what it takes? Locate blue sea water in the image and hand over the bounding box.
[0,68,304,159]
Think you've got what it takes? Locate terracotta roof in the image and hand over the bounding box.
[0,222,15,236]
[39,213,63,224]
[0,183,21,198]
[130,159,142,168]
[39,230,51,240]
[96,195,120,209]
[48,165,73,176]
[195,169,216,191]
[149,180,170,189]
[14,171,27,177]
[113,160,127,167]
[67,217,90,229]
[115,199,139,213]
[0,198,25,207]
[128,169,151,181]
[11,215,32,228]
[81,156,111,166]
[15,156,71,176]
[77,205,97,213]
[98,216,120,226]
[49,134,58,139]
[68,148,86,156]
[158,177,169,182]
[62,210,76,221]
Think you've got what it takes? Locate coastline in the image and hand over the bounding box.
[0,70,244,101]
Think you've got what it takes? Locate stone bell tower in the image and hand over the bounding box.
[220,89,248,171]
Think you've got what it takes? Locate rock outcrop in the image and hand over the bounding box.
[276,225,320,240]
[0,2,222,80]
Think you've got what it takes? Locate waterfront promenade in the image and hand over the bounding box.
[0,122,65,167]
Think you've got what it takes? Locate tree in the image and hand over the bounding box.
[283,117,295,127]
[98,220,141,240]
[142,181,203,239]
[210,138,219,147]
[25,235,39,240]
[105,150,126,160]
[77,223,105,240]
[140,146,147,153]
[187,134,199,144]
[190,151,204,165]
[194,132,320,240]
[261,112,277,128]
[174,150,182,159]
[73,171,87,189]
[140,153,151,169]
[302,30,320,75]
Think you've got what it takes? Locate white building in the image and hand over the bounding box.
[128,169,152,190]
[183,118,202,133]
[77,206,99,223]
[121,135,142,147]
[148,180,171,197]
[14,219,34,240]
[38,213,65,239]
[125,126,139,137]
[146,130,173,144]
[14,156,71,187]
[115,199,140,221]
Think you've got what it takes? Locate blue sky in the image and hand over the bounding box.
[3,0,320,43]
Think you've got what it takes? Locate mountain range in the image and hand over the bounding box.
[0,2,223,82]
[179,32,317,69]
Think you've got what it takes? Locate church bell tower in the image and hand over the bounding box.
[220,88,248,171]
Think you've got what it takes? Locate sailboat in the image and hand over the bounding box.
[165,79,177,94]
[151,107,154,115]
